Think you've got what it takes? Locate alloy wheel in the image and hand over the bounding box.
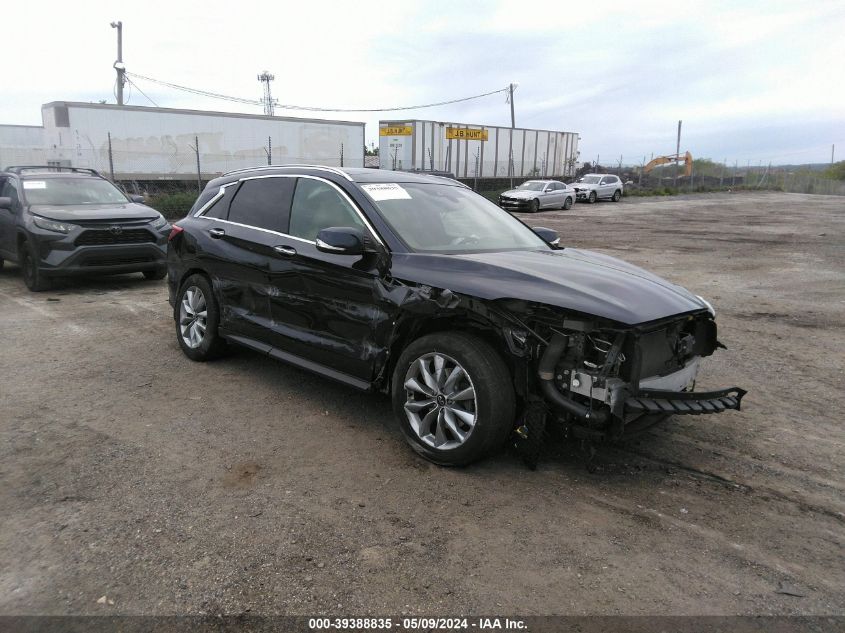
[403,352,478,450]
[179,285,208,349]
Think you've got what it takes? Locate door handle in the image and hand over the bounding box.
[209,228,225,238]
[273,245,297,257]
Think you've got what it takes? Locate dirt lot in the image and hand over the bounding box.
[1,192,843,616]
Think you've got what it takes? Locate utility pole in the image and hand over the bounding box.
[257,71,275,116]
[110,21,126,105]
[673,119,682,188]
[832,144,836,164]
[507,82,516,188]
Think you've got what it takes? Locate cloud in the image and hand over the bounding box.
[1,0,843,164]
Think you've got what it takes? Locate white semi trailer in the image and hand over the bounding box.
[378,119,579,179]
[40,102,365,181]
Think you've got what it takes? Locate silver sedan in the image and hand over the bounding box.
[498,180,576,212]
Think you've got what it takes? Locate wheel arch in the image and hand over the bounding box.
[379,310,520,394]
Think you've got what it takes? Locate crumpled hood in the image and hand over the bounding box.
[390,247,708,325]
[572,183,598,190]
[29,202,159,222]
[500,189,538,200]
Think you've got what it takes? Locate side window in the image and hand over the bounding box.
[203,186,236,220]
[599,178,608,185]
[553,182,564,191]
[289,179,365,241]
[227,177,294,232]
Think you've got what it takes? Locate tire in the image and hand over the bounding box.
[391,332,516,466]
[530,198,540,213]
[143,267,167,281]
[588,191,597,204]
[20,240,51,292]
[175,273,227,361]
[612,189,622,202]
[563,196,573,210]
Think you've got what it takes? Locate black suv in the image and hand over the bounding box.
[0,166,170,291]
[168,165,745,466]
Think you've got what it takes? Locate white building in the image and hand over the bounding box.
[378,119,580,179]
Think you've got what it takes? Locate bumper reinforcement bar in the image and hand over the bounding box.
[625,386,747,415]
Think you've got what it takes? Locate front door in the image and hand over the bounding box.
[266,176,384,383]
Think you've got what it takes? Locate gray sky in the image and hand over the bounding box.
[4,0,843,165]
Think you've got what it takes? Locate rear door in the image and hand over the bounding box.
[265,176,383,384]
[203,176,295,342]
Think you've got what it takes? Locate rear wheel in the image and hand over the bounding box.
[530,198,540,213]
[563,196,573,210]
[391,332,516,466]
[612,189,622,202]
[143,267,167,281]
[175,274,227,361]
[20,240,51,292]
[588,191,597,204]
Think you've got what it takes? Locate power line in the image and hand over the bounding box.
[126,72,261,105]
[126,71,509,113]
[273,86,510,112]
[125,76,159,107]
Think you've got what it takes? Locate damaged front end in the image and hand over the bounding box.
[494,302,746,459]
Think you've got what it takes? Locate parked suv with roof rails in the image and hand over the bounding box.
[572,173,623,203]
[167,164,744,467]
[0,166,170,291]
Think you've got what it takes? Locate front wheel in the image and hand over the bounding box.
[175,273,227,361]
[588,191,597,204]
[612,189,622,202]
[20,240,51,292]
[530,198,540,213]
[391,332,516,466]
[563,196,573,210]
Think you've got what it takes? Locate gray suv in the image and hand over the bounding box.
[0,166,170,291]
[572,173,624,203]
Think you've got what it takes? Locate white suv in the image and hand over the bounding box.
[572,174,623,203]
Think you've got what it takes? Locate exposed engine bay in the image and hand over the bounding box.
[486,301,746,467]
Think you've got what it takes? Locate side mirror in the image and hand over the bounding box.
[0,196,12,210]
[129,194,145,203]
[316,227,365,256]
[532,226,560,247]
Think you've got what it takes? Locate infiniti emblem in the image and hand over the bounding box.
[109,226,123,235]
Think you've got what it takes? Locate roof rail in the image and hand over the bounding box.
[222,164,353,181]
[4,165,102,176]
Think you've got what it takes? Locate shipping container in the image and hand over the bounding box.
[40,102,365,180]
[378,119,579,179]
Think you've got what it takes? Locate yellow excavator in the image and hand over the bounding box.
[643,151,693,177]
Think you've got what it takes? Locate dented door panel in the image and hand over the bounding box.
[266,237,386,382]
[203,221,276,339]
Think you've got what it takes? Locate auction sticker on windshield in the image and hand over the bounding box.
[361,183,412,201]
[23,181,47,189]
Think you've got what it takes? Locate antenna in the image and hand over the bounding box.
[257,71,275,116]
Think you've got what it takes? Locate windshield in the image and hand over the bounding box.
[362,183,550,253]
[516,181,546,191]
[577,176,601,184]
[22,177,129,205]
